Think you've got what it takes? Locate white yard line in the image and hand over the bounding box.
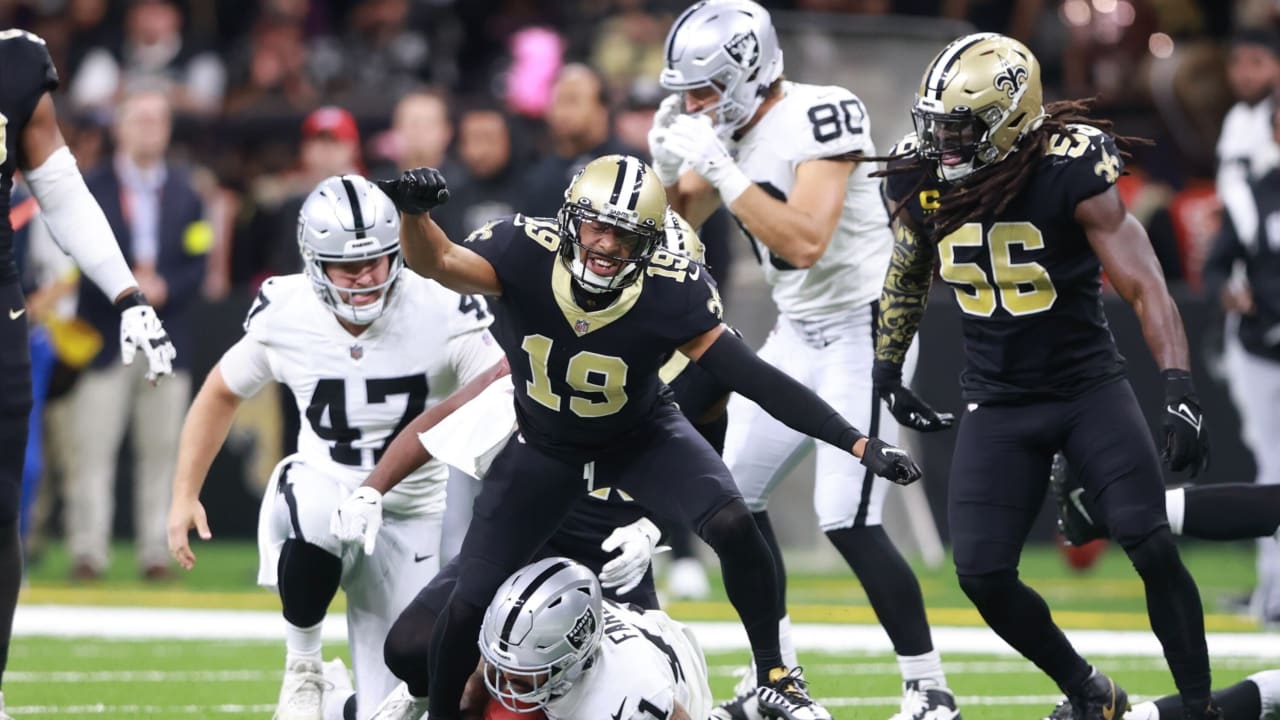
[17,605,1278,658]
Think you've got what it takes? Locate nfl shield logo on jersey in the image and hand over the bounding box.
[574,318,590,336]
[349,343,364,360]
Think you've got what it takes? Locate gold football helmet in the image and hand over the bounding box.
[913,32,1045,181]
[663,208,705,264]
[558,154,667,292]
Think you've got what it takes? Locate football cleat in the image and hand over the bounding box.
[322,658,355,719]
[367,681,428,720]
[1050,453,1108,547]
[1042,698,1074,720]
[756,667,832,720]
[888,680,962,720]
[711,690,764,720]
[1065,670,1130,720]
[274,654,327,720]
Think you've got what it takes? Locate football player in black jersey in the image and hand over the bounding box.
[872,33,1216,720]
[0,28,175,718]
[363,154,922,720]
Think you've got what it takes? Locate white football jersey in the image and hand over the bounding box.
[732,81,894,320]
[547,602,710,720]
[219,272,502,516]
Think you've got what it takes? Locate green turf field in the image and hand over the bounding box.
[9,540,1276,719]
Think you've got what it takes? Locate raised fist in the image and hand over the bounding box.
[376,167,450,215]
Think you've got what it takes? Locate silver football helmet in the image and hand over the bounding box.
[297,175,403,325]
[478,557,604,712]
[660,0,784,137]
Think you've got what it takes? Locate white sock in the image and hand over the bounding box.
[1123,701,1159,720]
[779,615,799,669]
[1249,668,1280,719]
[1165,488,1186,536]
[897,649,946,688]
[285,620,324,660]
[323,690,355,720]
[0,690,6,711]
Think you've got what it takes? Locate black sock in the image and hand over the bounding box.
[826,525,933,656]
[1124,529,1211,702]
[277,539,342,627]
[958,569,1092,693]
[701,502,782,684]
[1182,484,1280,540]
[0,520,20,687]
[427,597,485,719]
[752,511,787,614]
[1152,678,1260,720]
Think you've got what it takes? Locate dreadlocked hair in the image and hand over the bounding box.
[868,97,1152,240]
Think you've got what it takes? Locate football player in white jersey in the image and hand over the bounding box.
[166,175,502,720]
[465,556,713,720]
[649,2,958,717]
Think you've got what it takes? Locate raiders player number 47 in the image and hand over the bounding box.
[167,175,502,720]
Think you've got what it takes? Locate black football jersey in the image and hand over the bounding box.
[464,214,724,459]
[0,29,59,286]
[884,125,1127,402]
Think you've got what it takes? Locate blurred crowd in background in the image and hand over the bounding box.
[6,0,1280,580]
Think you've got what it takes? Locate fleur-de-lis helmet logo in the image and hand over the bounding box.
[993,63,1029,98]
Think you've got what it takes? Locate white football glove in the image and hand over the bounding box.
[330,486,383,555]
[663,114,752,204]
[599,517,663,595]
[647,94,685,187]
[119,303,176,382]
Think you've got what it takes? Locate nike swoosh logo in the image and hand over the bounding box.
[9,308,25,320]
[610,697,627,720]
[413,553,433,563]
[1068,488,1095,524]
[1166,402,1202,434]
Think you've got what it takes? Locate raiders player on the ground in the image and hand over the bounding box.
[363,154,922,720]
[464,557,712,720]
[0,28,175,720]
[649,3,956,716]
[875,32,1216,720]
[166,175,502,720]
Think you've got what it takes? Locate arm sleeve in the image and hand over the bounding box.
[693,329,864,450]
[218,335,275,398]
[875,222,935,373]
[1201,211,1244,300]
[24,146,138,302]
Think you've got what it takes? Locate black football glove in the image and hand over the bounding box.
[1161,369,1209,478]
[873,360,955,433]
[860,437,923,486]
[376,167,450,215]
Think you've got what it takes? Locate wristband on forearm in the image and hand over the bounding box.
[114,290,149,311]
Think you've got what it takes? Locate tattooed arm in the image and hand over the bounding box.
[872,216,954,432]
[876,220,935,369]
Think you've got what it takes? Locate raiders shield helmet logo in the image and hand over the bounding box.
[564,607,597,651]
[724,30,760,68]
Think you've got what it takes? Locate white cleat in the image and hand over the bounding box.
[667,557,712,600]
[887,680,961,720]
[756,667,831,720]
[732,660,757,698]
[322,658,355,719]
[367,682,429,720]
[274,654,327,720]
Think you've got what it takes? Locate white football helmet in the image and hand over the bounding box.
[660,0,784,137]
[297,175,403,325]
[478,557,604,712]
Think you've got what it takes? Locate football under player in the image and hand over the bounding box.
[650,3,957,716]
[874,32,1216,720]
[0,28,175,720]
[369,154,923,720]
[467,557,712,720]
[166,175,502,720]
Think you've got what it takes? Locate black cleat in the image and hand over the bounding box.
[710,691,761,720]
[756,667,832,720]
[1066,670,1130,720]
